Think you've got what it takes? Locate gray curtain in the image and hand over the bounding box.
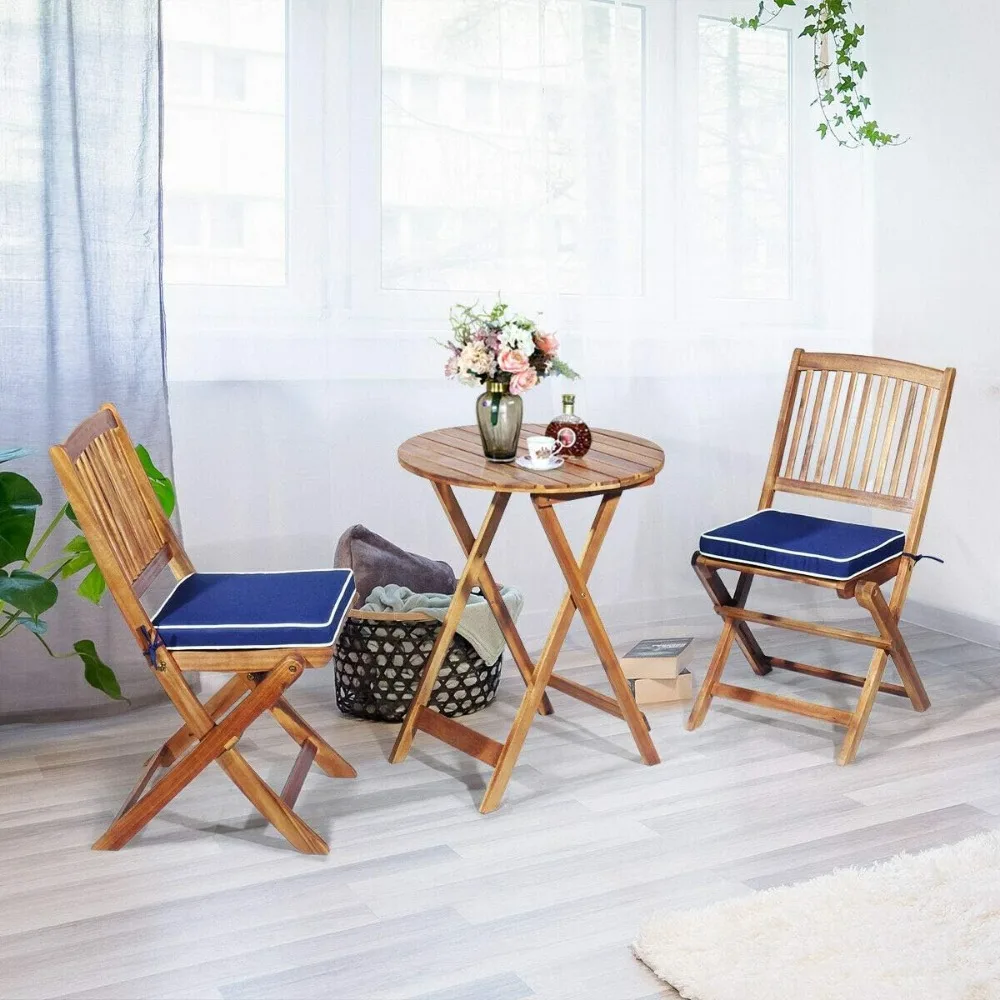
[0,0,175,718]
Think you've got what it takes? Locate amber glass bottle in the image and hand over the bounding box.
[545,394,592,458]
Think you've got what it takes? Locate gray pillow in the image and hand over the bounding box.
[334,525,457,606]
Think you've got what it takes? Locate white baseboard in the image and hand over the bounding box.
[902,600,1000,650]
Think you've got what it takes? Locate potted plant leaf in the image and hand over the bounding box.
[0,445,176,700]
[733,0,902,148]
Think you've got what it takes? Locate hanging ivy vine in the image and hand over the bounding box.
[732,0,903,149]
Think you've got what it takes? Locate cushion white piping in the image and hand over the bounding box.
[701,512,904,564]
[165,589,356,651]
[151,570,354,630]
[695,549,901,582]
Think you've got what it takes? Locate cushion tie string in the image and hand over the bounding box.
[139,625,166,670]
[901,552,944,566]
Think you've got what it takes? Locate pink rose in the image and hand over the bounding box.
[533,331,559,355]
[509,368,538,395]
[498,348,530,373]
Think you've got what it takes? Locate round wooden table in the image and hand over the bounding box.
[398,423,663,494]
[390,423,664,813]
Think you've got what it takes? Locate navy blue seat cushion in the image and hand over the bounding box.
[699,510,905,581]
[152,569,356,650]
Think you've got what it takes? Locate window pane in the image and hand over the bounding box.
[381,0,644,295]
[697,18,790,300]
[162,0,285,286]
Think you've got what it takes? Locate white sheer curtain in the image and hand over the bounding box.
[161,0,873,644]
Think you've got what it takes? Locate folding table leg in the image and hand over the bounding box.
[477,491,659,814]
[431,481,554,717]
[389,491,511,764]
[533,495,659,767]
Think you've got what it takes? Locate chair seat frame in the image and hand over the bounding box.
[686,350,956,764]
[51,405,355,854]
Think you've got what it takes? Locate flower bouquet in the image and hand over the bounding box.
[440,300,579,462]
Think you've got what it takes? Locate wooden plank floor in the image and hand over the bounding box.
[2,621,999,1000]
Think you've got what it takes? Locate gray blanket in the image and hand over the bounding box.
[361,584,523,665]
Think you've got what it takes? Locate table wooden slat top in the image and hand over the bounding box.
[398,424,664,494]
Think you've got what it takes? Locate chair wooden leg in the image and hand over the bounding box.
[686,619,738,731]
[161,675,248,765]
[241,674,357,779]
[271,697,358,778]
[94,656,303,851]
[389,491,511,765]
[693,557,771,676]
[281,742,318,806]
[857,580,930,712]
[837,648,890,766]
[112,744,172,822]
[216,747,328,854]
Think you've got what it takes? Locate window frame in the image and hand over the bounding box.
[347,0,668,330]
[163,0,328,327]
[675,1,819,327]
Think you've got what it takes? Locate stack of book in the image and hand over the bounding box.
[622,637,694,705]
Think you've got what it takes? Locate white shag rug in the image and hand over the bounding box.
[634,830,1000,1000]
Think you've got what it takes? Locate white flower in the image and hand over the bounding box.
[500,323,533,353]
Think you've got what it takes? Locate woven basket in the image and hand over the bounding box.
[333,609,502,722]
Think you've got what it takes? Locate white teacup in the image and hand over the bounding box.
[525,435,566,467]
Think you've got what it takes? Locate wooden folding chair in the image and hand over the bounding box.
[687,351,955,764]
[50,404,357,853]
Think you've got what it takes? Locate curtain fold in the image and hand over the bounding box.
[0,0,175,718]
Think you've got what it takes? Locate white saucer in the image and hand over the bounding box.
[516,455,564,472]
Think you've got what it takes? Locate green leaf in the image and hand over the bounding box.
[0,569,58,617]
[65,503,80,528]
[0,447,30,465]
[547,357,580,380]
[0,471,43,568]
[76,565,107,605]
[61,534,96,579]
[135,444,176,518]
[60,549,96,579]
[73,639,124,700]
[12,616,48,636]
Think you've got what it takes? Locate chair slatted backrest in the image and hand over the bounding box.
[50,405,192,634]
[761,351,956,551]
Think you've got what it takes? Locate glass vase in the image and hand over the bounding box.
[476,381,523,462]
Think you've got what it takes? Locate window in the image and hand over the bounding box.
[379,0,644,296]
[161,0,286,286]
[158,0,858,382]
[696,17,791,300]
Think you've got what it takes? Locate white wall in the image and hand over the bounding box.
[167,325,871,649]
[869,0,1000,641]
